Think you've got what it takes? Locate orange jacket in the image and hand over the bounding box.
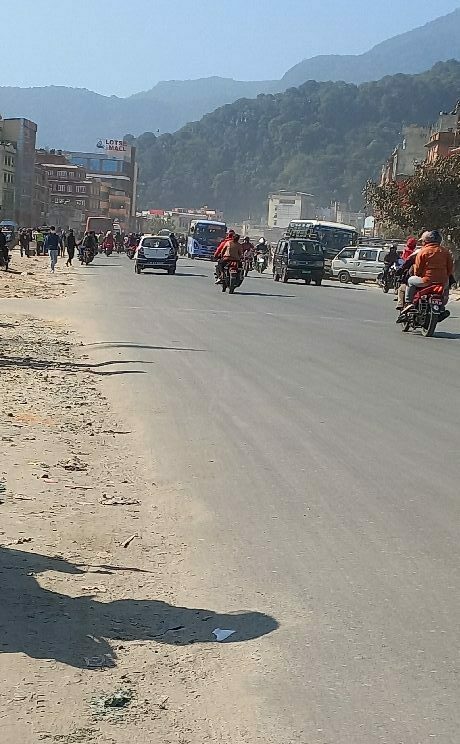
[214,238,230,259]
[222,240,243,261]
[414,243,453,285]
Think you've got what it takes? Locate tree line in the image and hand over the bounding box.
[131,61,460,220]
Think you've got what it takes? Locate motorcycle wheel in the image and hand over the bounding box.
[401,320,411,333]
[421,311,438,337]
[229,278,237,294]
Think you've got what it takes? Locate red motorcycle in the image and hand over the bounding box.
[399,284,449,337]
[221,261,244,294]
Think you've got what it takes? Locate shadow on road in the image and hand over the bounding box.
[321,283,366,291]
[84,342,206,352]
[433,331,460,340]
[0,354,148,377]
[238,292,295,298]
[0,548,279,668]
[139,270,208,278]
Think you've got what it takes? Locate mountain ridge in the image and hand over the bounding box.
[0,9,459,149]
[133,61,460,219]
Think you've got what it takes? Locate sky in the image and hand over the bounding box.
[3,0,460,96]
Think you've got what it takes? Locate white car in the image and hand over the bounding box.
[134,234,177,275]
[332,245,392,284]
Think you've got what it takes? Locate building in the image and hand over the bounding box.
[66,140,138,230]
[36,150,100,231]
[2,118,37,226]
[425,129,457,165]
[0,135,16,222]
[267,191,314,229]
[32,163,50,226]
[380,125,430,185]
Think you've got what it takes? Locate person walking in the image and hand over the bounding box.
[65,229,77,266]
[19,229,30,258]
[43,226,62,273]
[34,228,44,256]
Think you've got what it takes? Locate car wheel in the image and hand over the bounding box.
[338,271,351,284]
[135,264,142,274]
[282,269,288,283]
[168,267,176,274]
[304,277,311,285]
[314,277,322,286]
[273,271,280,282]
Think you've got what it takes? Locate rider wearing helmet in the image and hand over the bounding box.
[403,230,453,310]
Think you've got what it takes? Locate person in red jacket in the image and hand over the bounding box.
[402,237,417,262]
[214,229,235,260]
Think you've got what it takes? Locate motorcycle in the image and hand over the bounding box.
[127,246,136,260]
[82,246,95,266]
[398,284,449,337]
[243,255,253,277]
[255,252,268,273]
[379,266,398,293]
[221,261,244,294]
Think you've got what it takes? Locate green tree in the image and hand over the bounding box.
[364,155,460,252]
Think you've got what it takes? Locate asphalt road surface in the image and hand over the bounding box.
[75,257,460,743]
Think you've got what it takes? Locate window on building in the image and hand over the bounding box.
[57,184,66,192]
[57,170,67,178]
[102,159,122,173]
[67,185,73,192]
[68,171,75,178]
[76,185,86,194]
[76,199,85,206]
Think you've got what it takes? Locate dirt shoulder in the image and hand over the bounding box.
[0,252,81,300]
[0,261,275,744]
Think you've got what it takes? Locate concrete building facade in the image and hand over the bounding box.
[0,139,16,221]
[2,118,37,226]
[267,191,314,229]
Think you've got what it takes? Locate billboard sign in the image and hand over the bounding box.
[96,138,129,158]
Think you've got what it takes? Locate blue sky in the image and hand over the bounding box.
[4,0,460,96]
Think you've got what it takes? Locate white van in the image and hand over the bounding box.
[332,245,391,284]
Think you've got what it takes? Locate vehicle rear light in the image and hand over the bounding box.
[168,248,175,258]
[137,247,144,257]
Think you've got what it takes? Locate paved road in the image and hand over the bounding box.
[75,258,460,743]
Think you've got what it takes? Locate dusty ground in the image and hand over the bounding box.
[0,251,80,300]
[0,263,270,744]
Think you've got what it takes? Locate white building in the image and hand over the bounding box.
[267,191,314,229]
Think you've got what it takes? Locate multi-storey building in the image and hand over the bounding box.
[2,117,37,226]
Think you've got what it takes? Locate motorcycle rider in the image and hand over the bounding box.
[81,230,98,263]
[218,233,243,288]
[401,230,453,313]
[214,229,235,283]
[102,230,115,254]
[402,237,417,262]
[382,243,399,287]
[242,236,255,273]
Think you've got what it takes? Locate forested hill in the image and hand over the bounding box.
[135,61,460,219]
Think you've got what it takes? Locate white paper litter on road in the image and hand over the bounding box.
[212,628,236,642]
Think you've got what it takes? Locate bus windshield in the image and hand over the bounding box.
[193,223,226,245]
[315,228,357,257]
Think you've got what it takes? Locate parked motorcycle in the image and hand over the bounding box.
[221,261,244,294]
[398,284,449,337]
